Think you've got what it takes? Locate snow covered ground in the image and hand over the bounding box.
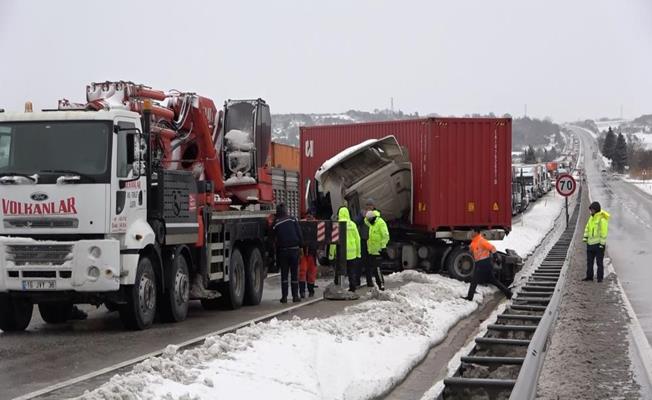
[626,178,652,196]
[632,131,652,150]
[492,190,568,258]
[78,273,492,400]
[77,193,568,400]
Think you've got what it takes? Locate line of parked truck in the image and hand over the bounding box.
[510,160,572,215]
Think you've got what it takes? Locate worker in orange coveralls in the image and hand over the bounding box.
[299,211,318,298]
[462,227,513,301]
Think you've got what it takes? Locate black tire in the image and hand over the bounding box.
[0,296,33,332]
[220,247,245,310]
[159,252,190,323]
[446,247,475,282]
[38,302,73,324]
[119,256,157,330]
[243,246,265,306]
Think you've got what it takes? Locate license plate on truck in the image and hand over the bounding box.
[22,280,56,290]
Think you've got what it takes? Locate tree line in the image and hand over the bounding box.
[599,126,652,178]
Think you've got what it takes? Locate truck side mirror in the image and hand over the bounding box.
[115,127,143,188]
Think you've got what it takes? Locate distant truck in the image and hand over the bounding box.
[511,166,527,214]
[546,162,559,179]
[300,118,521,283]
[514,164,541,201]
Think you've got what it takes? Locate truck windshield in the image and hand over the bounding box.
[225,102,255,135]
[0,120,111,183]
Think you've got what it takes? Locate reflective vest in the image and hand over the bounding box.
[328,207,361,261]
[583,210,610,245]
[470,233,496,261]
[365,210,390,255]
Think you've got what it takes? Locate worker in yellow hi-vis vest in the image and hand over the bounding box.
[582,201,610,282]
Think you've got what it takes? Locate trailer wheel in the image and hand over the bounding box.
[0,296,33,332]
[38,302,73,324]
[159,253,190,323]
[119,256,157,330]
[244,246,264,306]
[446,247,475,282]
[220,248,245,310]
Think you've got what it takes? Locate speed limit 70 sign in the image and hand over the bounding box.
[556,173,576,197]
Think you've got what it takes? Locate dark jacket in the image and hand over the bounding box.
[273,215,304,249]
[354,212,370,240]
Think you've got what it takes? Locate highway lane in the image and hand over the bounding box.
[571,125,652,343]
[0,275,325,400]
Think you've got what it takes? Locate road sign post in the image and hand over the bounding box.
[555,173,577,226]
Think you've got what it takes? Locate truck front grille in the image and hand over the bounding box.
[6,244,73,266]
[4,218,79,229]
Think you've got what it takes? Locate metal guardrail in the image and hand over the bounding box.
[440,185,582,400]
[508,184,583,400]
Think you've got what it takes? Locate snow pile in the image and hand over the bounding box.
[492,191,568,258]
[77,272,493,400]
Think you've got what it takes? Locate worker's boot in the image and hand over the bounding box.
[307,283,315,297]
[291,282,301,303]
[280,281,289,304]
[190,274,220,300]
[299,282,306,298]
[69,305,88,320]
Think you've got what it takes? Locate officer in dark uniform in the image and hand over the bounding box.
[273,203,304,303]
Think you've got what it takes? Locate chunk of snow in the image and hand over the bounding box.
[225,129,254,151]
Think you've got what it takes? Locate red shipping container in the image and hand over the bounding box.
[300,118,512,233]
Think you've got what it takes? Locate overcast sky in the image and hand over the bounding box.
[1,0,651,122]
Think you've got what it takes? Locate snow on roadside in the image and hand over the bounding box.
[491,190,567,258]
[625,178,652,196]
[77,273,493,400]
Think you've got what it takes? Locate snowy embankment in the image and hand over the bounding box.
[626,178,652,196]
[78,273,493,400]
[77,195,568,400]
[491,190,567,259]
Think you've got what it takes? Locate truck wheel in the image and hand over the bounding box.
[159,253,190,323]
[244,246,264,306]
[446,247,475,282]
[221,248,245,310]
[38,302,73,324]
[0,296,33,332]
[119,256,157,330]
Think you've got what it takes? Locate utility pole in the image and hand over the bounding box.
[390,97,394,115]
[524,104,527,118]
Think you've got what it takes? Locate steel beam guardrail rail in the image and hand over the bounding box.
[508,184,583,400]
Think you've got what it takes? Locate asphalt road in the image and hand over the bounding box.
[571,125,652,344]
[0,275,328,400]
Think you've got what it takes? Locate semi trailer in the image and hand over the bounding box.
[300,118,522,283]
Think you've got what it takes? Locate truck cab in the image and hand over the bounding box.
[0,110,153,330]
[0,92,279,332]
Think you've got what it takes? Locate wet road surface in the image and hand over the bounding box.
[572,125,652,344]
[0,275,325,400]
